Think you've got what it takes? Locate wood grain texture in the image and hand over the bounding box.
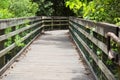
[1,30,95,80]
[69,27,115,80]
[0,17,41,29]
[69,22,108,55]
[0,26,43,58]
[0,22,42,42]
[69,17,118,37]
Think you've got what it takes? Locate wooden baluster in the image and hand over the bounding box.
[51,17,53,30]
[0,29,5,68]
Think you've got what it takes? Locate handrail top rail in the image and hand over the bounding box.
[0,16,68,22]
[107,32,120,45]
[0,16,42,22]
[0,16,118,28]
[0,16,42,30]
[70,17,119,28]
[42,16,68,19]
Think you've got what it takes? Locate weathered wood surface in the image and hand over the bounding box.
[0,26,43,58]
[0,21,42,42]
[0,30,95,80]
[0,16,41,29]
[69,17,118,37]
[69,22,108,55]
[69,17,120,80]
[69,27,115,80]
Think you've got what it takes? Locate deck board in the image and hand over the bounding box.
[1,30,95,80]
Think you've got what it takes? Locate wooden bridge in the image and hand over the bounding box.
[0,16,120,80]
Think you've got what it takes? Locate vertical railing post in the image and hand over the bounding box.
[68,17,70,31]
[51,16,53,30]
[10,26,16,58]
[118,28,120,79]
[0,29,5,68]
[59,18,61,30]
[41,16,45,32]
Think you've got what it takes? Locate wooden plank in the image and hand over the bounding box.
[42,20,68,23]
[0,17,41,30]
[0,30,5,68]
[42,16,52,19]
[42,16,68,20]
[52,16,68,19]
[0,32,41,75]
[1,30,94,80]
[119,28,120,38]
[69,22,108,55]
[0,16,68,30]
[0,21,42,42]
[69,17,118,37]
[107,32,120,45]
[69,26,98,80]
[43,24,68,27]
[0,43,16,58]
[69,26,116,80]
[0,25,43,58]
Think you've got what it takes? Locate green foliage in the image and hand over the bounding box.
[35,0,53,16]
[0,0,38,19]
[4,28,12,47]
[15,35,25,47]
[0,0,38,49]
[0,0,10,9]
[4,37,12,47]
[65,0,83,16]
[65,1,120,79]
[0,0,14,19]
[9,0,38,17]
[65,0,120,25]
[0,9,14,19]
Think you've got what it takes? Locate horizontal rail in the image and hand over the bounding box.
[43,24,68,27]
[70,17,118,37]
[42,20,68,23]
[69,17,120,80]
[0,26,43,58]
[1,16,120,80]
[0,16,69,75]
[69,21,108,55]
[42,16,68,19]
[0,16,42,30]
[69,27,115,80]
[0,21,42,42]
[0,30,41,75]
[107,32,120,45]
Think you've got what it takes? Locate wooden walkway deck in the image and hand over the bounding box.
[1,30,95,80]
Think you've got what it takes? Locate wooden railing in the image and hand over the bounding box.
[0,16,120,80]
[69,17,120,80]
[0,16,68,75]
[42,16,68,30]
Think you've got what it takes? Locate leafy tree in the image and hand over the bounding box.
[0,0,39,48]
[9,0,38,17]
[0,0,14,18]
[65,0,120,25]
[33,0,75,16]
[65,0,83,16]
[33,0,53,16]
[51,0,75,16]
[0,0,38,18]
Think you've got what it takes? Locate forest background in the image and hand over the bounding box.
[0,0,120,25]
